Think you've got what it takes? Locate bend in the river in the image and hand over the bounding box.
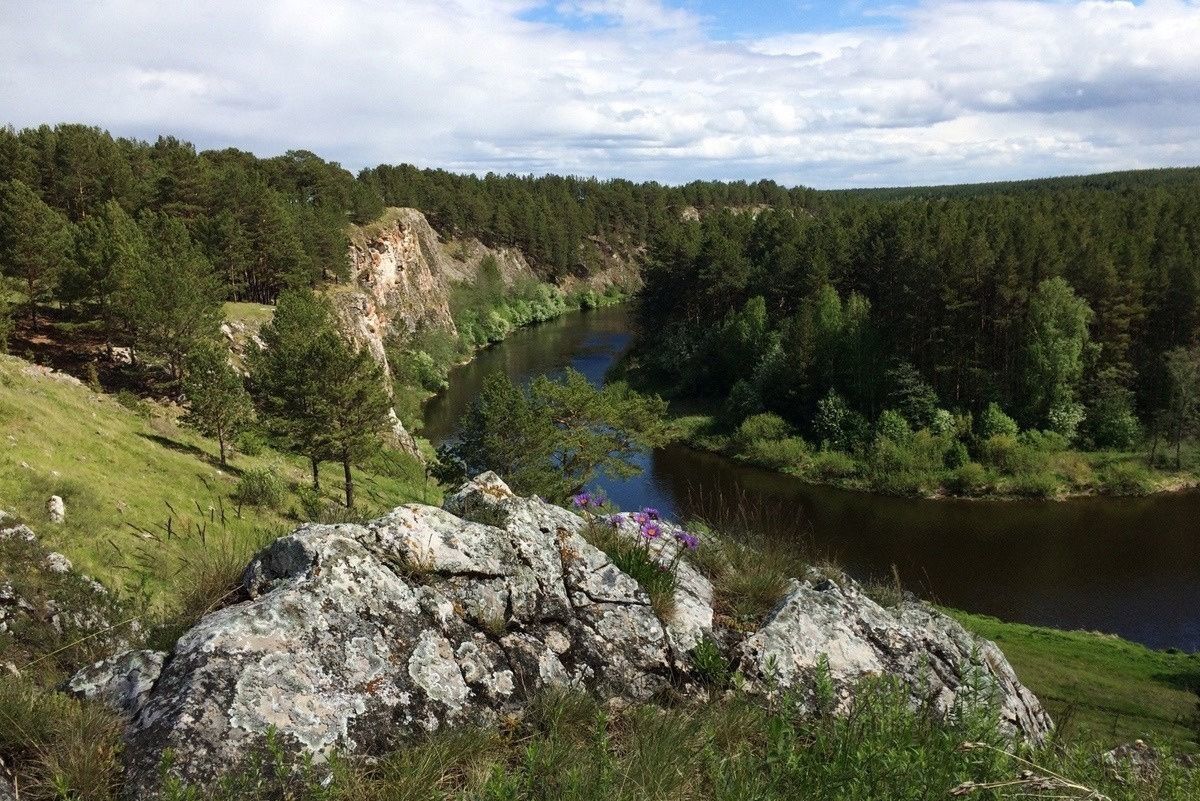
[423,304,1200,652]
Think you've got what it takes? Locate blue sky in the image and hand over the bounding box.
[0,0,1195,188]
[523,0,922,36]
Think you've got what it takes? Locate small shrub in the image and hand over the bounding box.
[1099,460,1157,496]
[231,468,286,510]
[875,409,911,443]
[116,389,149,417]
[740,436,811,471]
[945,461,988,496]
[1009,470,1059,498]
[979,401,1019,439]
[811,449,857,479]
[689,635,730,687]
[943,440,970,469]
[234,428,268,457]
[736,412,792,444]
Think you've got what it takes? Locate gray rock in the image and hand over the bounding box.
[0,774,15,801]
[66,649,166,718]
[736,574,1052,741]
[87,474,1049,792]
[113,476,683,793]
[46,495,65,523]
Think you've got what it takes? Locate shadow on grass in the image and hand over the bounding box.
[139,433,246,477]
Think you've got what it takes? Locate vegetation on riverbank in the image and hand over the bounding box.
[666,410,1198,500]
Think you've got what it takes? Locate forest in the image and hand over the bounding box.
[3,123,1200,499]
[631,170,1200,495]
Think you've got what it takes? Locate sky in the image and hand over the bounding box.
[2,0,1199,188]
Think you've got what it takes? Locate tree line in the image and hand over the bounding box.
[635,171,1200,461]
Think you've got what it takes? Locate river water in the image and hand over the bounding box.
[423,304,1200,651]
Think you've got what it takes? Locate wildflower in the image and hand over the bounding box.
[642,507,661,521]
[588,493,607,509]
[640,521,663,540]
[674,530,699,550]
[571,491,593,509]
[631,511,650,527]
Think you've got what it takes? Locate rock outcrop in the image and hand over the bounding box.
[736,576,1051,738]
[0,521,131,672]
[73,475,1051,793]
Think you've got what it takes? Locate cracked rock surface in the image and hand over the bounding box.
[72,474,1050,792]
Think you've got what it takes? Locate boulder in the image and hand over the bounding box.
[78,474,1050,793]
[737,575,1052,740]
[46,495,65,523]
[111,474,686,793]
[66,649,166,718]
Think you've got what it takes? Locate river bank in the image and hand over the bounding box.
[665,410,1200,502]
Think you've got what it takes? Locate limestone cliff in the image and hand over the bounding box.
[333,207,639,381]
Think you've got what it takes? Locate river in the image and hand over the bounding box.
[423,304,1200,652]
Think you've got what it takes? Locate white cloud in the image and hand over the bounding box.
[1,0,1199,187]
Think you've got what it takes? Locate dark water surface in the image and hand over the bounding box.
[423,305,1200,651]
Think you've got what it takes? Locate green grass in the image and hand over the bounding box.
[953,610,1200,747]
[160,684,1200,801]
[0,354,436,608]
[222,301,275,328]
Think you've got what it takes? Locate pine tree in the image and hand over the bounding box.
[307,331,391,509]
[183,341,254,466]
[125,214,223,380]
[0,180,73,332]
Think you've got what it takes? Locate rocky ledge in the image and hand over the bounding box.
[71,473,1051,793]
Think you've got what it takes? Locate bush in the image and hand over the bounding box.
[1047,398,1085,442]
[231,468,286,510]
[1099,460,1157,496]
[736,412,792,443]
[875,409,911,443]
[811,449,857,479]
[930,408,957,437]
[234,427,267,457]
[979,402,1019,439]
[1010,470,1059,498]
[741,436,811,471]
[943,440,970,469]
[945,461,988,496]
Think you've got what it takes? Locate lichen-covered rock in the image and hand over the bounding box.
[113,476,685,793]
[66,649,166,718]
[736,574,1052,741]
[82,474,1049,793]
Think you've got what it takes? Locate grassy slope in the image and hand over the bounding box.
[0,353,435,606]
[954,611,1200,747]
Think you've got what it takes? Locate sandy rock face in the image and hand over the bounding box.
[73,474,1050,792]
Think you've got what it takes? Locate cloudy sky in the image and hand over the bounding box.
[2,0,1199,187]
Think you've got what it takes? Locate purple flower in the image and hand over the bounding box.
[642,507,661,521]
[589,493,607,509]
[572,491,593,509]
[631,511,650,527]
[674,530,700,551]
[640,521,663,540]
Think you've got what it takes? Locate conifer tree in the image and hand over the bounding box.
[0,180,72,332]
[183,341,254,466]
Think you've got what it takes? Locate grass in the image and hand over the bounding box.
[953,610,1200,747]
[157,683,1200,801]
[0,354,436,610]
[221,301,275,329]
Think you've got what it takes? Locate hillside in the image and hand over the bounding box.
[0,354,433,604]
